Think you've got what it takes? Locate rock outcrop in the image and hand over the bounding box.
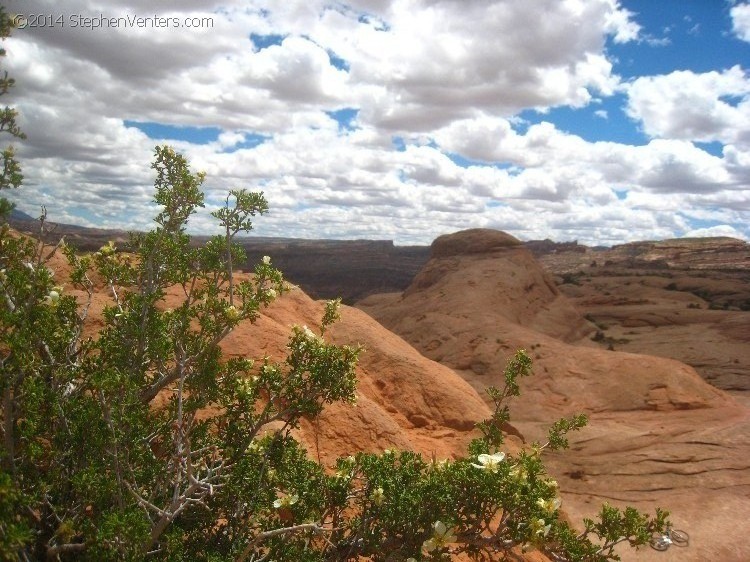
[60,259,503,464]
[533,236,750,275]
[216,285,505,463]
[534,237,750,391]
[608,237,750,271]
[358,229,750,562]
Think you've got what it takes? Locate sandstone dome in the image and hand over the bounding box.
[431,228,522,258]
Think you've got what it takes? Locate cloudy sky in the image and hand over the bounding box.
[4,0,750,245]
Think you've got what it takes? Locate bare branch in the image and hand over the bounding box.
[236,522,333,562]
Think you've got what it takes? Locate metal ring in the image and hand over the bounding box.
[649,536,670,551]
[670,529,689,546]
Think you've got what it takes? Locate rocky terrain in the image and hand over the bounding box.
[41,229,547,562]
[531,237,750,392]
[220,286,501,463]
[358,229,750,562]
[531,236,750,308]
[12,216,750,559]
[51,247,498,467]
[12,210,748,390]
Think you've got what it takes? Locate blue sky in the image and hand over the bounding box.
[5,0,750,244]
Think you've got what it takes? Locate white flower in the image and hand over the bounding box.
[43,290,60,306]
[302,325,317,340]
[471,452,506,472]
[510,465,527,482]
[237,378,255,395]
[225,305,240,320]
[537,497,562,514]
[422,521,457,552]
[531,518,551,537]
[371,487,385,506]
[266,288,277,299]
[272,493,298,509]
[98,241,116,256]
[262,255,271,265]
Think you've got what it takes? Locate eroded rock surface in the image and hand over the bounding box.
[358,229,750,562]
[532,237,750,392]
[216,286,506,463]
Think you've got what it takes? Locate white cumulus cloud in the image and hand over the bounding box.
[625,66,750,145]
[731,2,750,42]
[683,225,748,240]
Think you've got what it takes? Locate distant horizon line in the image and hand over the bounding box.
[7,208,747,251]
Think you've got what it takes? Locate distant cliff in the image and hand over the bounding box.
[7,216,431,304]
[237,238,430,303]
[533,236,750,311]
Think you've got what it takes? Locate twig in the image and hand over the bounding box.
[236,522,332,562]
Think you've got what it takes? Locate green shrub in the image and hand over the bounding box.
[560,273,581,286]
[591,330,606,343]
[0,6,25,217]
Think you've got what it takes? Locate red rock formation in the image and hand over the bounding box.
[217,285,506,464]
[28,229,495,465]
[534,237,750,391]
[28,228,750,560]
[358,229,750,562]
[14,232,553,560]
